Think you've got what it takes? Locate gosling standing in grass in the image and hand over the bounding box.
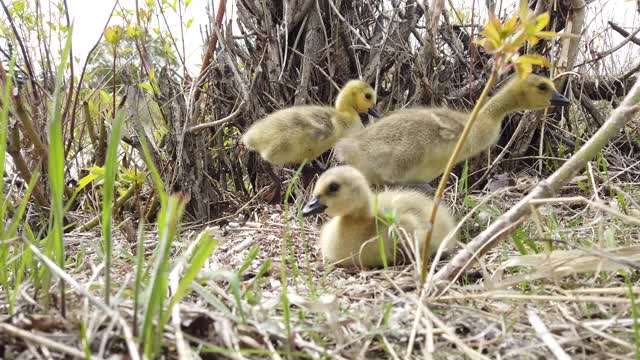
[302,165,457,268]
[242,80,381,165]
[335,74,570,186]
[242,80,381,202]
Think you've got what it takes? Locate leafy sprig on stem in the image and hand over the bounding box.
[420,0,562,284]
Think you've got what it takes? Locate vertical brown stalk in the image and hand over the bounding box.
[420,68,499,285]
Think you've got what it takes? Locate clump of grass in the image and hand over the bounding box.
[134,133,220,357]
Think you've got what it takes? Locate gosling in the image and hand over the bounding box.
[302,165,457,268]
[242,80,381,165]
[335,74,570,186]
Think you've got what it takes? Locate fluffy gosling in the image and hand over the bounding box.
[335,74,570,185]
[242,80,381,165]
[302,165,457,268]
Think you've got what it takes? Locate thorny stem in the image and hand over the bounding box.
[420,67,499,285]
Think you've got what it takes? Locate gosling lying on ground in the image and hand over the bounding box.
[302,165,457,268]
[335,74,570,186]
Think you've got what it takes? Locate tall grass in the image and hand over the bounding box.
[132,134,218,357]
[47,29,74,317]
[281,162,306,351]
[101,110,125,305]
[0,55,15,313]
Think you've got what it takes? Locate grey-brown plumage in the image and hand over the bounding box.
[242,80,381,165]
[335,74,570,185]
[302,165,457,268]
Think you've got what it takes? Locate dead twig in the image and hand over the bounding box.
[0,323,90,359]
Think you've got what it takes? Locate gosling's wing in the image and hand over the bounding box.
[281,106,337,141]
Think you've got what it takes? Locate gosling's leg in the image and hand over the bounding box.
[261,161,282,204]
[312,159,327,172]
[301,160,326,189]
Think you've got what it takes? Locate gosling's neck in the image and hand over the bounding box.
[342,190,376,221]
[334,93,360,130]
[478,80,525,124]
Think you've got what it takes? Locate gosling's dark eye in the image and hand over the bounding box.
[327,182,340,193]
[364,93,372,100]
[537,83,549,91]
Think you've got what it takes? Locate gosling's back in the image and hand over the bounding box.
[335,107,480,184]
[242,106,356,165]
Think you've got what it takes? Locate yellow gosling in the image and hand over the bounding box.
[242,80,381,165]
[302,165,457,268]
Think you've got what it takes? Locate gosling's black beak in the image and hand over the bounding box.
[367,106,383,118]
[302,196,326,217]
[550,91,570,106]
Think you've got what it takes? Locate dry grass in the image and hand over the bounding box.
[2,174,639,359]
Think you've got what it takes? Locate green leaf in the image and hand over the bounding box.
[519,0,529,22]
[516,54,550,66]
[482,16,503,44]
[0,55,15,225]
[514,61,532,79]
[104,25,124,45]
[99,90,111,104]
[139,83,154,93]
[534,13,550,32]
[141,194,187,358]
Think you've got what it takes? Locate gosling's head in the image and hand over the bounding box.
[336,80,382,118]
[302,165,372,218]
[503,74,570,111]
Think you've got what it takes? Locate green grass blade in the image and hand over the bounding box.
[158,231,218,331]
[199,270,246,322]
[138,132,165,200]
[141,193,187,358]
[10,242,32,314]
[133,215,146,337]
[63,170,99,213]
[191,282,237,320]
[79,320,91,359]
[510,229,529,256]
[0,54,16,310]
[281,162,306,350]
[626,274,640,359]
[0,54,15,224]
[238,246,259,275]
[6,170,40,239]
[48,26,74,317]
[101,110,125,305]
[243,258,272,299]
